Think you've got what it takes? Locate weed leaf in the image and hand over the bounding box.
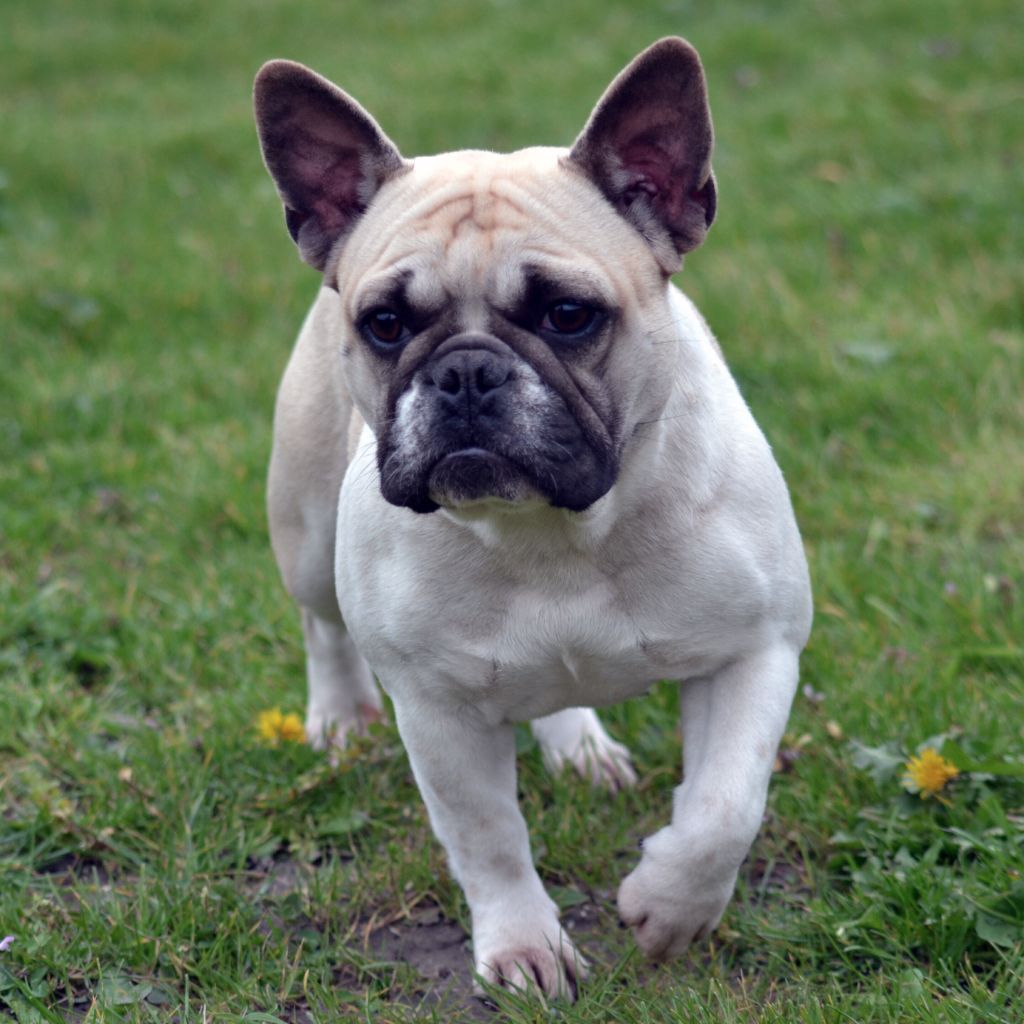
[849,739,905,784]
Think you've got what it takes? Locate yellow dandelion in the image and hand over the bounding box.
[257,708,306,745]
[257,708,284,741]
[902,747,959,799]
[278,712,305,742]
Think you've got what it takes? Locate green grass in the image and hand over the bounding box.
[2,0,1022,1020]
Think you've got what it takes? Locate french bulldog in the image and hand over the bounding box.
[253,37,812,1000]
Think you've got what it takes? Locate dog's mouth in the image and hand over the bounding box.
[426,448,537,510]
[384,437,616,516]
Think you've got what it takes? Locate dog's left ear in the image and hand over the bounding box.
[569,37,717,273]
[254,60,407,272]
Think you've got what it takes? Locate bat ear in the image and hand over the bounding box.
[254,60,407,271]
[569,37,717,273]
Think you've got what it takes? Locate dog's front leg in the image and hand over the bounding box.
[393,696,583,1000]
[618,644,799,958]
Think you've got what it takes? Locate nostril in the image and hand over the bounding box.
[436,365,463,395]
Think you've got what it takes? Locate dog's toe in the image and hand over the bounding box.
[534,710,637,791]
[305,701,385,752]
[589,740,638,791]
[476,943,585,1002]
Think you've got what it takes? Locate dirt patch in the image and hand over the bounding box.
[367,907,491,1018]
[252,855,309,898]
[745,843,812,900]
[36,852,111,884]
[369,905,469,981]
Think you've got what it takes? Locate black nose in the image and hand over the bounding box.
[427,348,513,400]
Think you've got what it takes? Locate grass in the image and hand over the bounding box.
[1,0,1022,1019]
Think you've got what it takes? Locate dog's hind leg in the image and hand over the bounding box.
[268,291,383,749]
[301,608,382,750]
[531,708,636,790]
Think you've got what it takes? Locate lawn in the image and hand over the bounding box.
[1,0,1022,1020]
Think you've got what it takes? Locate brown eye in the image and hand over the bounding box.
[363,308,407,346]
[541,301,599,337]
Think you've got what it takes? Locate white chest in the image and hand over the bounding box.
[346,556,753,724]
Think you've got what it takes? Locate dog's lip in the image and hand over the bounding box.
[429,447,526,478]
[428,447,521,478]
[434,447,507,464]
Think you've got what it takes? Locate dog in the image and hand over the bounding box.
[253,37,812,1000]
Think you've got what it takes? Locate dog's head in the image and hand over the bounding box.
[255,38,716,514]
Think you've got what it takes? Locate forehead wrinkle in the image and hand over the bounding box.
[429,189,533,303]
[347,168,477,274]
[424,191,531,251]
[488,176,581,242]
[360,192,525,304]
[492,174,660,303]
[347,227,446,293]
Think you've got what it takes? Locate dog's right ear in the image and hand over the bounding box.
[254,61,407,272]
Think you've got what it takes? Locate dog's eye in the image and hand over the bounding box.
[541,301,600,338]
[361,308,409,347]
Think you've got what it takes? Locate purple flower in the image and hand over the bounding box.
[0,936,13,953]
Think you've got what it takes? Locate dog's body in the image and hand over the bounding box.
[256,40,812,999]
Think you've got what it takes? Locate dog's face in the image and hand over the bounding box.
[334,149,676,514]
[255,39,717,514]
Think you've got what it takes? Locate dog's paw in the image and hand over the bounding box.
[557,734,637,791]
[617,830,737,960]
[475,929,586,1002]
[305,700,384,752]
[533,709,637,791]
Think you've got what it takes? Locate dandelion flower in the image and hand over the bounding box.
[278,712,305,742]
[257,708,305,745]
[903,747,959,799]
